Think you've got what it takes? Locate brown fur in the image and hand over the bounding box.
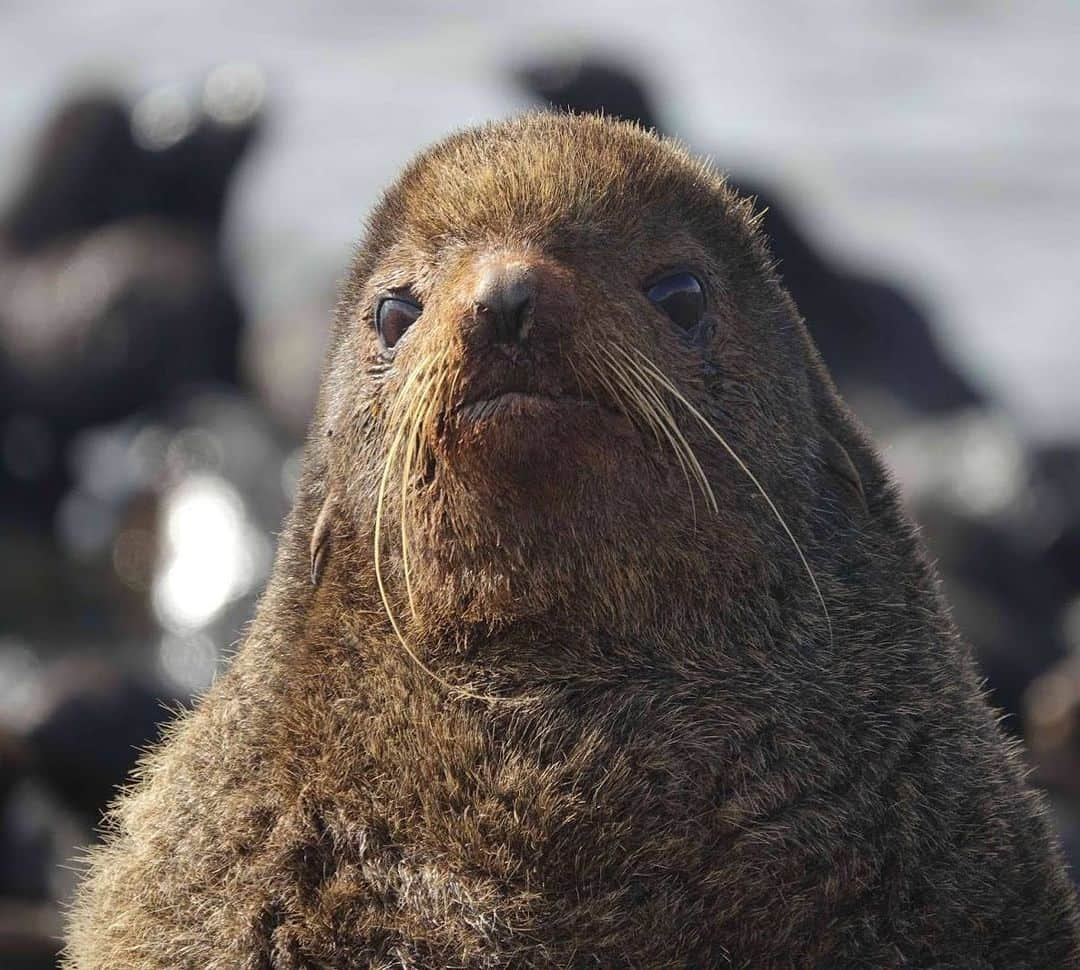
[65,114,1079,968]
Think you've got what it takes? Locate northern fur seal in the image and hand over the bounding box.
[66,114,1080,968]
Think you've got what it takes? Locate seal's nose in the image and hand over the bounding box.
[473,263,537,345]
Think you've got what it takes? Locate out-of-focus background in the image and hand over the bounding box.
[1,2,1078,964]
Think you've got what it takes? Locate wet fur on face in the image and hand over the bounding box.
[64,114,1080,968]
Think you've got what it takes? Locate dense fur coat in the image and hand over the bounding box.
[66,115,1080,968]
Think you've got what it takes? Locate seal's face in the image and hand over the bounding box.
[316,115,854,631]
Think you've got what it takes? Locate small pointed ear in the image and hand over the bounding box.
[310,493,335,587]
[820,431,868,516]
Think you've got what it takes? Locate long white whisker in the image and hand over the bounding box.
[626,345,833,645]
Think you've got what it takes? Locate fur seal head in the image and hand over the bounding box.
[307,113,867,660]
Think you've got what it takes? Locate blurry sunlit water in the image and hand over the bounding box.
[152,473,269,634]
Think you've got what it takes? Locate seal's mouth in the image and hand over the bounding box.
[456,390,599,423]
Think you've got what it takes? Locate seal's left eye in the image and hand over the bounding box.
[646,272,705,333]
[376,297,422,349]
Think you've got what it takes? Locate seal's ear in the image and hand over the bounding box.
[820,431,868,516]
[310,494,335,587]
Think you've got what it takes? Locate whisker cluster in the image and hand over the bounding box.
[373,350,518,704]
[615,343,833,643]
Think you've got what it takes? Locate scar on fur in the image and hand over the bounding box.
[310,492,336,587]
[821,432,867,514]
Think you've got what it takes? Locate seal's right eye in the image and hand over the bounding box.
[646,272,705,333]
[376,297,422,349]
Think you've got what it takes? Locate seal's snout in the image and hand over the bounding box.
[472,261,537,345]
[450,252,586,421]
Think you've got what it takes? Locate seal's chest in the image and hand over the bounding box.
[246,725,737,966]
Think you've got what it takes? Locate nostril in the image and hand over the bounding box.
[473,265,537,344]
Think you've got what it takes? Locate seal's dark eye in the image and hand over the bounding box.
[376,297,422,349]
[646,272,705,332]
